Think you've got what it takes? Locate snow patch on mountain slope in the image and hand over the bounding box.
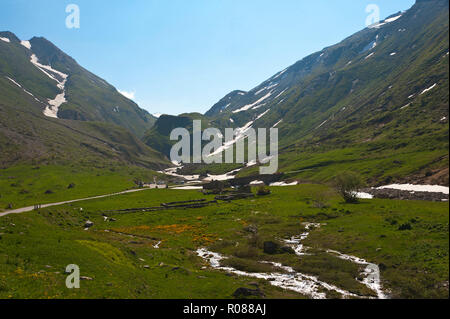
[6,76,21,88]
[316,120,328,129]
[5,76,43,103]
[274,89,287,100]
[233,92,272,113]
[362,38,377,53]
[272,119,283,128]
[368,14,402,29]
[256,109,270,121]
[254,88,266,96]
[272,68,288,80]
[208,120,255,157]
[252,103,266,110]
[365,52,375,60]
[208,108,275,157]
[0,37,11,43]
[29,54,69,118]
[118,89,135,100]
[20,40,31,49]
[44,92,66,118]
[384,15,402,23]
[255,83,279,95]
[203,170,242,182]
[30,54,68,89]
[420,83,437,95]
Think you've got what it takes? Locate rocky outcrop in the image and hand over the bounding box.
[361,188,448,202]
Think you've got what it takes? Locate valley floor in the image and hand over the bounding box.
[0,184,448,299]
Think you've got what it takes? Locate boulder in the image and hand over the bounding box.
[263,241,280,254]
[244,225,258,234]
[84,220,94,228]
[80,276,93,281]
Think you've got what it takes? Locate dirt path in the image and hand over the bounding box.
[0,188,150,217]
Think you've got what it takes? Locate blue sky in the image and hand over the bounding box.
[0,0,415,115]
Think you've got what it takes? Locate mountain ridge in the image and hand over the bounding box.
[1,31,156,137]
[0,31,168,169]
[145,0,449,185]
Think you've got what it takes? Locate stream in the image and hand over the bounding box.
[197,223,388,299]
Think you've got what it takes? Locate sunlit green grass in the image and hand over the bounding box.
[0,164,164,210]
[0,185,447,299]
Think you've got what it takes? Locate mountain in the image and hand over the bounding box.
[0,32,155,137]
[205,90,248,117]
[0,32,168,169]
[2,0,448,183]
[142,113,210,158]
[197,0,449,185]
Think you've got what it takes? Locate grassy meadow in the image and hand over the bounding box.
[0,184,447,299]
[0,164,165,210]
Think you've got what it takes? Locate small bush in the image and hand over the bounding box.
[398,223,412,231]
[256,186,271,196]
[310,189,334,208]
[333,171,365,203]
[209,239,235,251]
[248,233,261,248]
[234,246,258,259]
